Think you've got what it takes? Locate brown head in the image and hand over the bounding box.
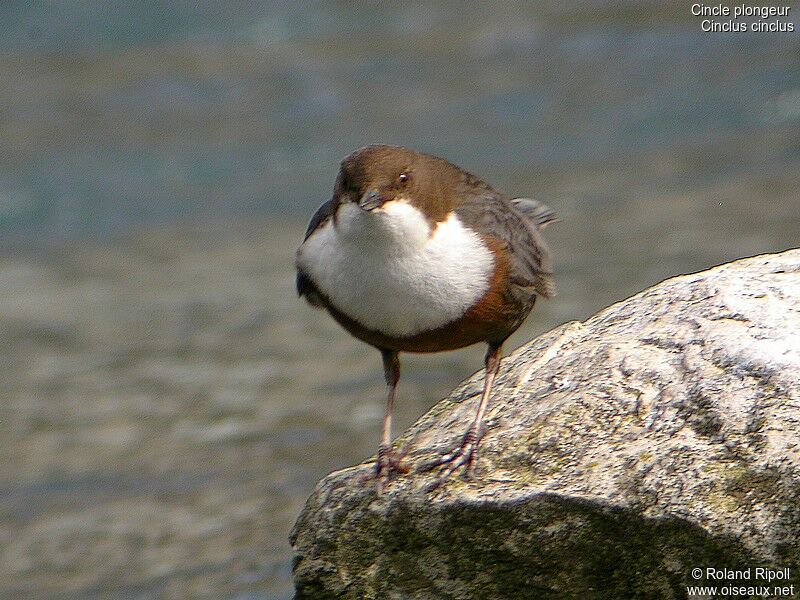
[334,144,470,225]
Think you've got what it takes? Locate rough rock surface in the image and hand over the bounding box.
[291,250,800,600]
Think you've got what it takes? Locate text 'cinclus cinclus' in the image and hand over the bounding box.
[295,144,555,491]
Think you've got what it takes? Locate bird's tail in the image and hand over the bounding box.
[510,198,558,229]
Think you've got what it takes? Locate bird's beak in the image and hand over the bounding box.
[358,189,384,212]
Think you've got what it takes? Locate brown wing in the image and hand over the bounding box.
[454,189,555,301]
[296,197,338,306]
[301,196,338,241]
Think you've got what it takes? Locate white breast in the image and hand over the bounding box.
[296,201,495,337]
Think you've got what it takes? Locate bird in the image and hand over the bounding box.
[295,144,555,491]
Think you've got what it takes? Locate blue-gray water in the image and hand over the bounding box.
[0,2,798,599]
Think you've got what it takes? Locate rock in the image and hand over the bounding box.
[290,250,800,600]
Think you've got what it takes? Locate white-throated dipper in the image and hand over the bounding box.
[296,145,555,490]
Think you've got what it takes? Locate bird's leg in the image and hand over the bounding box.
[375,349,408,492]
[424,342,502,480]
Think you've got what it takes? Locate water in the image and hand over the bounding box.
[0,2,798,598]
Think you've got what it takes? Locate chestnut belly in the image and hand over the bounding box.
[325,294,535,353]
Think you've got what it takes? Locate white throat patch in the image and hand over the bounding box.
[297,201,495,337]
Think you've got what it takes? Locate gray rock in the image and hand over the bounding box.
[290,249,800,599]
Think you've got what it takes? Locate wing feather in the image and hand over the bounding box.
[296,197,339,307]
[454,191,555,300]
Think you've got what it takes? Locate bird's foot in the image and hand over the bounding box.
[420,427,483,488]
[370,446,410,493]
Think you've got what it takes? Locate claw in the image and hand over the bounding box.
[419,427,484,490]
[421,343,501,490]
[373,447,410,493]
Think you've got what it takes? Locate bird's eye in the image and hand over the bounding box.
[398,172,410,185]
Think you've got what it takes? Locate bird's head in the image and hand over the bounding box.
[334,145,459,226]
